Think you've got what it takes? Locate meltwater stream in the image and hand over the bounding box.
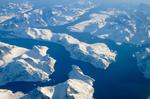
[0,37,150,99]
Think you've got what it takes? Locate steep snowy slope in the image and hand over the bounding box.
[0,42,56,85]
[0,42,28,67]
[0,89,24,99]
[0,2,47,32]
[46,1,94,26]
[20,28,116,69]
[0,2,149,45]
[0,1,94,32]
[69,4,150,45]
[22,65,94,99]
[0,65,94,99]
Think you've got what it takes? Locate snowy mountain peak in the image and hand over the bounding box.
[69,65,95,85]
[0,42,56,85]
[21,65,94,99]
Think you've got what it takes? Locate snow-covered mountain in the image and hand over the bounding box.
[0,42,56,85]
[10,27,116,69]
[69,4,150,45]
[0,1,150,99]
[1,2,149,45]
[0,1,94,32]
[0,89,24,99]
[0,65,94,99]
[0,42,28,67]
[22,65,94,99]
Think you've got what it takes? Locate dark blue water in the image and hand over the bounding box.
[0,37,150,99]
[0,4,150,99]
